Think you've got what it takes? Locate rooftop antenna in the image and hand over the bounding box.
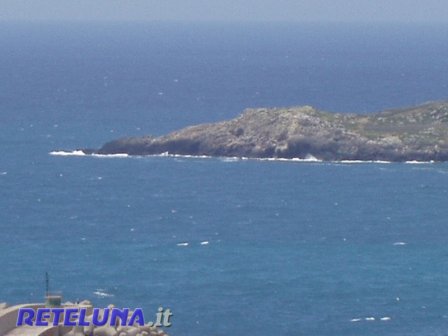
[45,272,49,298]
[44,272,62,307]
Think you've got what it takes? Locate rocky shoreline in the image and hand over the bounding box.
[82,101,448,162]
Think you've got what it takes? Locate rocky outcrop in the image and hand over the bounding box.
[90,101,448,162]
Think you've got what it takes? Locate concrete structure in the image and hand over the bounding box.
[0,301,91,336]
[0,302,169,336]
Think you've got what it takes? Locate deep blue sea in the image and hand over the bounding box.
[1,22,448,335]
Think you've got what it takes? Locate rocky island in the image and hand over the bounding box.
[85,101,448,162]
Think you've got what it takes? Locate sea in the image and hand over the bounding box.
[1,21,448,336]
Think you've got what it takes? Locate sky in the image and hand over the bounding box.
[0,0,448,23]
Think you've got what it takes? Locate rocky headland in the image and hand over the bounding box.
[85,101,448,162]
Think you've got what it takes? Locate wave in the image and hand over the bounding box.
[337,160,391,164]
[351,316,391,322]
[50,150,86,156]
[258,154,322,163]
[93,290,114,298]
[158,151,211,159]
[219,157,240,162]
[155,154,431,165]
[50,150,438,165]
[157,153,323,163]
[146,153,436,164]
[405,160,435,164]
[92,153,129,158]
[50,150,128,158]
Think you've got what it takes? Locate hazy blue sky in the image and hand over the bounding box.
[1,0,447,23]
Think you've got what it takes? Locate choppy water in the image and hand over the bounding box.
[1,22,448,335]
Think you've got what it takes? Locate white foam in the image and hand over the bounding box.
[405,160,434,164]
[338,160,368,164]
[158,152,211,159]
[50,150,86,156]
[50,150,129,158]
[91,153,129,158]
[93,290,114,298]
[177,242,189,247]
[338,160,392,164]
[154,154,404,165]
[153,152,323,163]
[304,154,321,162]
[49,150,436,165]
[258,155,323,163]
[220,157,240,162]
[393,242,407,246]
[351,316,390,322]
[372,160,392,164]
[200,241,209,245]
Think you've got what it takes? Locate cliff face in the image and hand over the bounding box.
[94,102,448,162]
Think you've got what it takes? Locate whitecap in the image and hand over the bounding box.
[380,317,391,321]
[338,160,391,164]
[91,153,129,158]
[200,241,209,245]
[338,160,368,164]
[220,157,240,162]
[153,152,212,160]
[0,172,7,175]
[405,160,434,164]
[350,318,362,322]
[393,242,407,246]
[258,155,322,163]
[365,317,375,321]
[304,154,321,162]
[93,290,114,298]
[49,150,129,158]
[137,153,397,165]
[177,242,189,247]
[50,150,129,158]
[50,150,86,156]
